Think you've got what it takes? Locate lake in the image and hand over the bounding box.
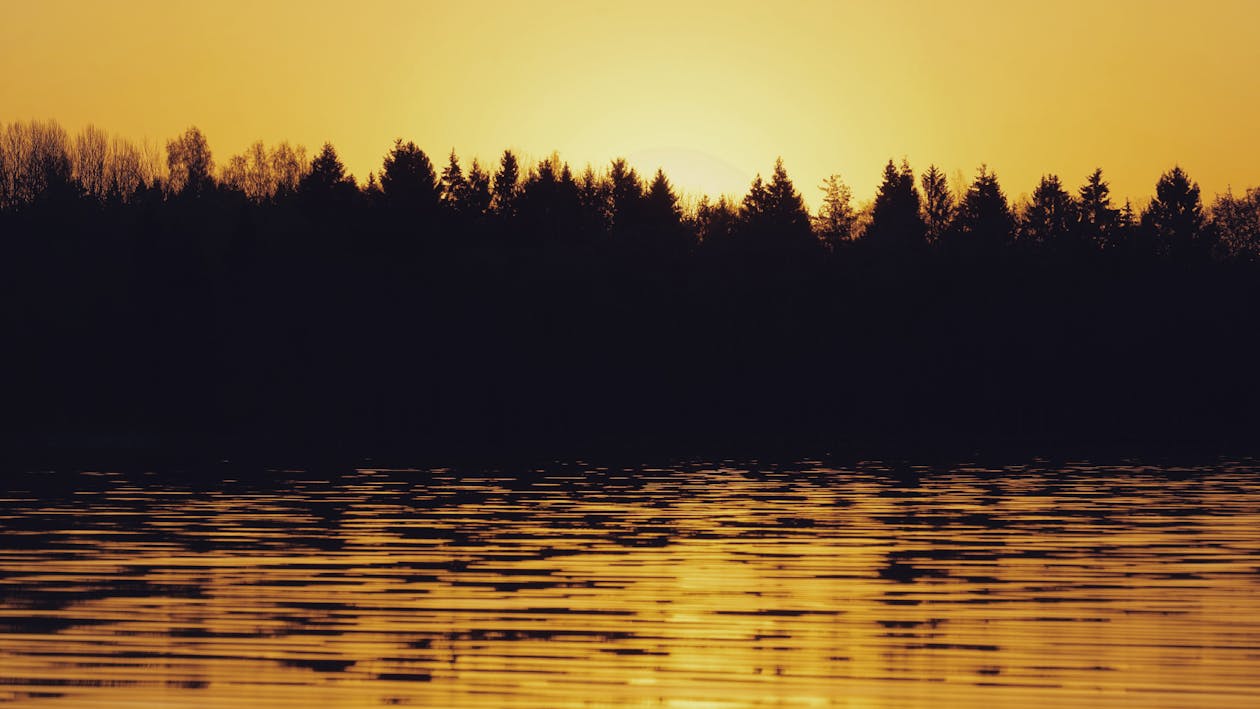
[1,460,1259,707]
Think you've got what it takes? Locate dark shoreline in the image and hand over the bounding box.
[6,130,1260,478]
[5,429,1254,477]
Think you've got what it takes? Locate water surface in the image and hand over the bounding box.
[2,461,1259,707]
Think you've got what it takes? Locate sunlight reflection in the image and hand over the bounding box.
[1,463,1258,707]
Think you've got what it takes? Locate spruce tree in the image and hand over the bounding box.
[813,174,856,250]
[440,150,468,215]
[955,165,1014,252]
[1021,174,1076,247]
[1142,166,1206,259]
[380,139,438,211]
[867,159,925,247]
[1078,169,1119,249]
[492,150,521,218]
[920,164,953,243]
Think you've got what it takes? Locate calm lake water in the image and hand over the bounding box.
[1,461,1259,708]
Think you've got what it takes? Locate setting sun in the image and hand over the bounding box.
[4,1,1259,204]
[4,4,1260,708]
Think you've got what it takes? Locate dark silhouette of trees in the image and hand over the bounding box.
[101,135,154,202]
[1021,174,1076,249]
[813,174,857,250]
[1143,166,1207,259]
[741,175,769,219]
[440,150,469,216]
[737,158,814,256]
[221,140,308,202]
[243,142,273,201]
[1078,169,1120,251]
[953,165,1014,253]
[165,126,214,195]
[5,118,1260,460]
[299,143,355,203]
[867,159,925,248]
[1119,200,1137,235]
[695,195,738,248]
[577,165,611,236]
[270,142,307,198]
[766,159,812,236]
[465,159,492,219]
[607,158,645,232]
[1212,188,1260,260]
[380,139,438,213]
[920,164,953,243]
[0,120,74,207]
[642,168,689,256]
[270,142,304,199]
[492,150,521,218]
[72,125,110,201]
[220,153,249,196]
[516,154,583,246]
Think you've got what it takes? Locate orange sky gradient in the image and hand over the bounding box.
[2,0,1258,209]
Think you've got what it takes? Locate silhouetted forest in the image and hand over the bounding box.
[4,120,1260,460]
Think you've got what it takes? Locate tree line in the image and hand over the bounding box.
[4,120,1260,258]
[3,119,1260,460]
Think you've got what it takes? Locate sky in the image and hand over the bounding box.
[2,0,1258,209]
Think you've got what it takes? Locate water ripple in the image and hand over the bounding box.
[1,461,1258,707]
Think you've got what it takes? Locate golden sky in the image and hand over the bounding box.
[3,0,1257,208]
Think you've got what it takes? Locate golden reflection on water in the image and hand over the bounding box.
[1,462,1259,707]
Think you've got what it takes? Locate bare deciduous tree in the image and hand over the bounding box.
[73,125,110,200]
[270,141,307,197]
[106,135,150,201]
[166,126,214,195]
[0,120,73,207]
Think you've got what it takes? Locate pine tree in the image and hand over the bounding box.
[867,159,925,247]
[954,165,1014,251]
[440,149,468,215]
[1021,174,1076,247]
[608,158,644,229]
[813,174,856,250]
[738,159,814,254]
[492,150,521,217]
[641,168,691,257]
[644,168,682,224]
[741,174,769,222]
[766,158,812,239]
[465,159,492,217]
[380,139,438,211]
[1142,166,1206,259]
[696,195,738,248]
[577,165,611,235]
[1078,168,1119,250]
[362,171,383,205]
[299,142,356,202]
[920,164,953,242]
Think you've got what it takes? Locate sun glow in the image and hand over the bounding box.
[3,0,1258,206]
